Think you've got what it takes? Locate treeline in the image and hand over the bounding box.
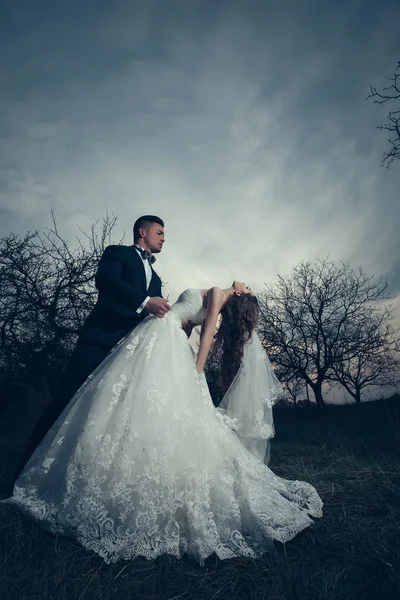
[0,214,398,412]
[0,212,120,411]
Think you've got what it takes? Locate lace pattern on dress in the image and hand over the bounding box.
[6,289,322,565]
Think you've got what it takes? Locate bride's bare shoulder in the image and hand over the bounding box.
[202,287,224,308]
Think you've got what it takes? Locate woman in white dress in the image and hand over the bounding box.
[3,282,323,565]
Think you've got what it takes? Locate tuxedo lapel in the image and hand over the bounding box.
[149,268,161,296]
[130,246,147,291]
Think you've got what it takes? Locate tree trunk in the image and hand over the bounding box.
[346,385,362,404]
[311,381,325,407]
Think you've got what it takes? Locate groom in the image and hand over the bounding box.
[15,215,170,480]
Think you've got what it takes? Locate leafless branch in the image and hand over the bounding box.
[368,61,400,168]
[258,258,396,406]
[0,211,120,387]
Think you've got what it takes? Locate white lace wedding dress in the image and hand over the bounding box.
[5,289,323,565]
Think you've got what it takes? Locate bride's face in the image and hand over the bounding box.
[233,281,254,296]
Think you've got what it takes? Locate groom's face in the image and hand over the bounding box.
[143,223,165,254]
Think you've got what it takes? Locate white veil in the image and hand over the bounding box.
[216,331,283,464]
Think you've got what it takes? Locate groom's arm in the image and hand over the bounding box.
[95,245,147,311]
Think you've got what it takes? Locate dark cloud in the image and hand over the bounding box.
[0,0,398,316]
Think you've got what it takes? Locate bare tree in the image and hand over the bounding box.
[368,61,400,168]
[258,258,390,407]
[284,376,308,408]
[0,211,120,395]
[329,305,400,403]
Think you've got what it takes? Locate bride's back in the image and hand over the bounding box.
[170,289,207,325]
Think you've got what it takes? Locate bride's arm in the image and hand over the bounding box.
[195,287,224,374]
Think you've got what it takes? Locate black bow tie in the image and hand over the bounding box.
[135,246,156,265]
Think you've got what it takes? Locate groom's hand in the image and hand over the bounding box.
[145,297,171,318]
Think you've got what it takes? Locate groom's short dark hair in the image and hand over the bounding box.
[133,215,164,241]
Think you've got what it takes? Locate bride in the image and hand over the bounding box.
[3,282,323,565]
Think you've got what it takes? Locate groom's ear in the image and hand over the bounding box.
[234,291,241,297]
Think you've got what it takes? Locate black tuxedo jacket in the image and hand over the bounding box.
[79,244,163,349]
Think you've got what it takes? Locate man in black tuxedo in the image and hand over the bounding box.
[15,214,170,480]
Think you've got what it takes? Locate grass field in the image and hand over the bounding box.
[0,396,399,600]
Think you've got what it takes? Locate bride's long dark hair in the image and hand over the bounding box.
[212,293,260,393]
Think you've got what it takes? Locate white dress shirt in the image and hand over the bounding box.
[134,245,153,314]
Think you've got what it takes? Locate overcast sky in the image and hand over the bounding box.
[1,0,399,310]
